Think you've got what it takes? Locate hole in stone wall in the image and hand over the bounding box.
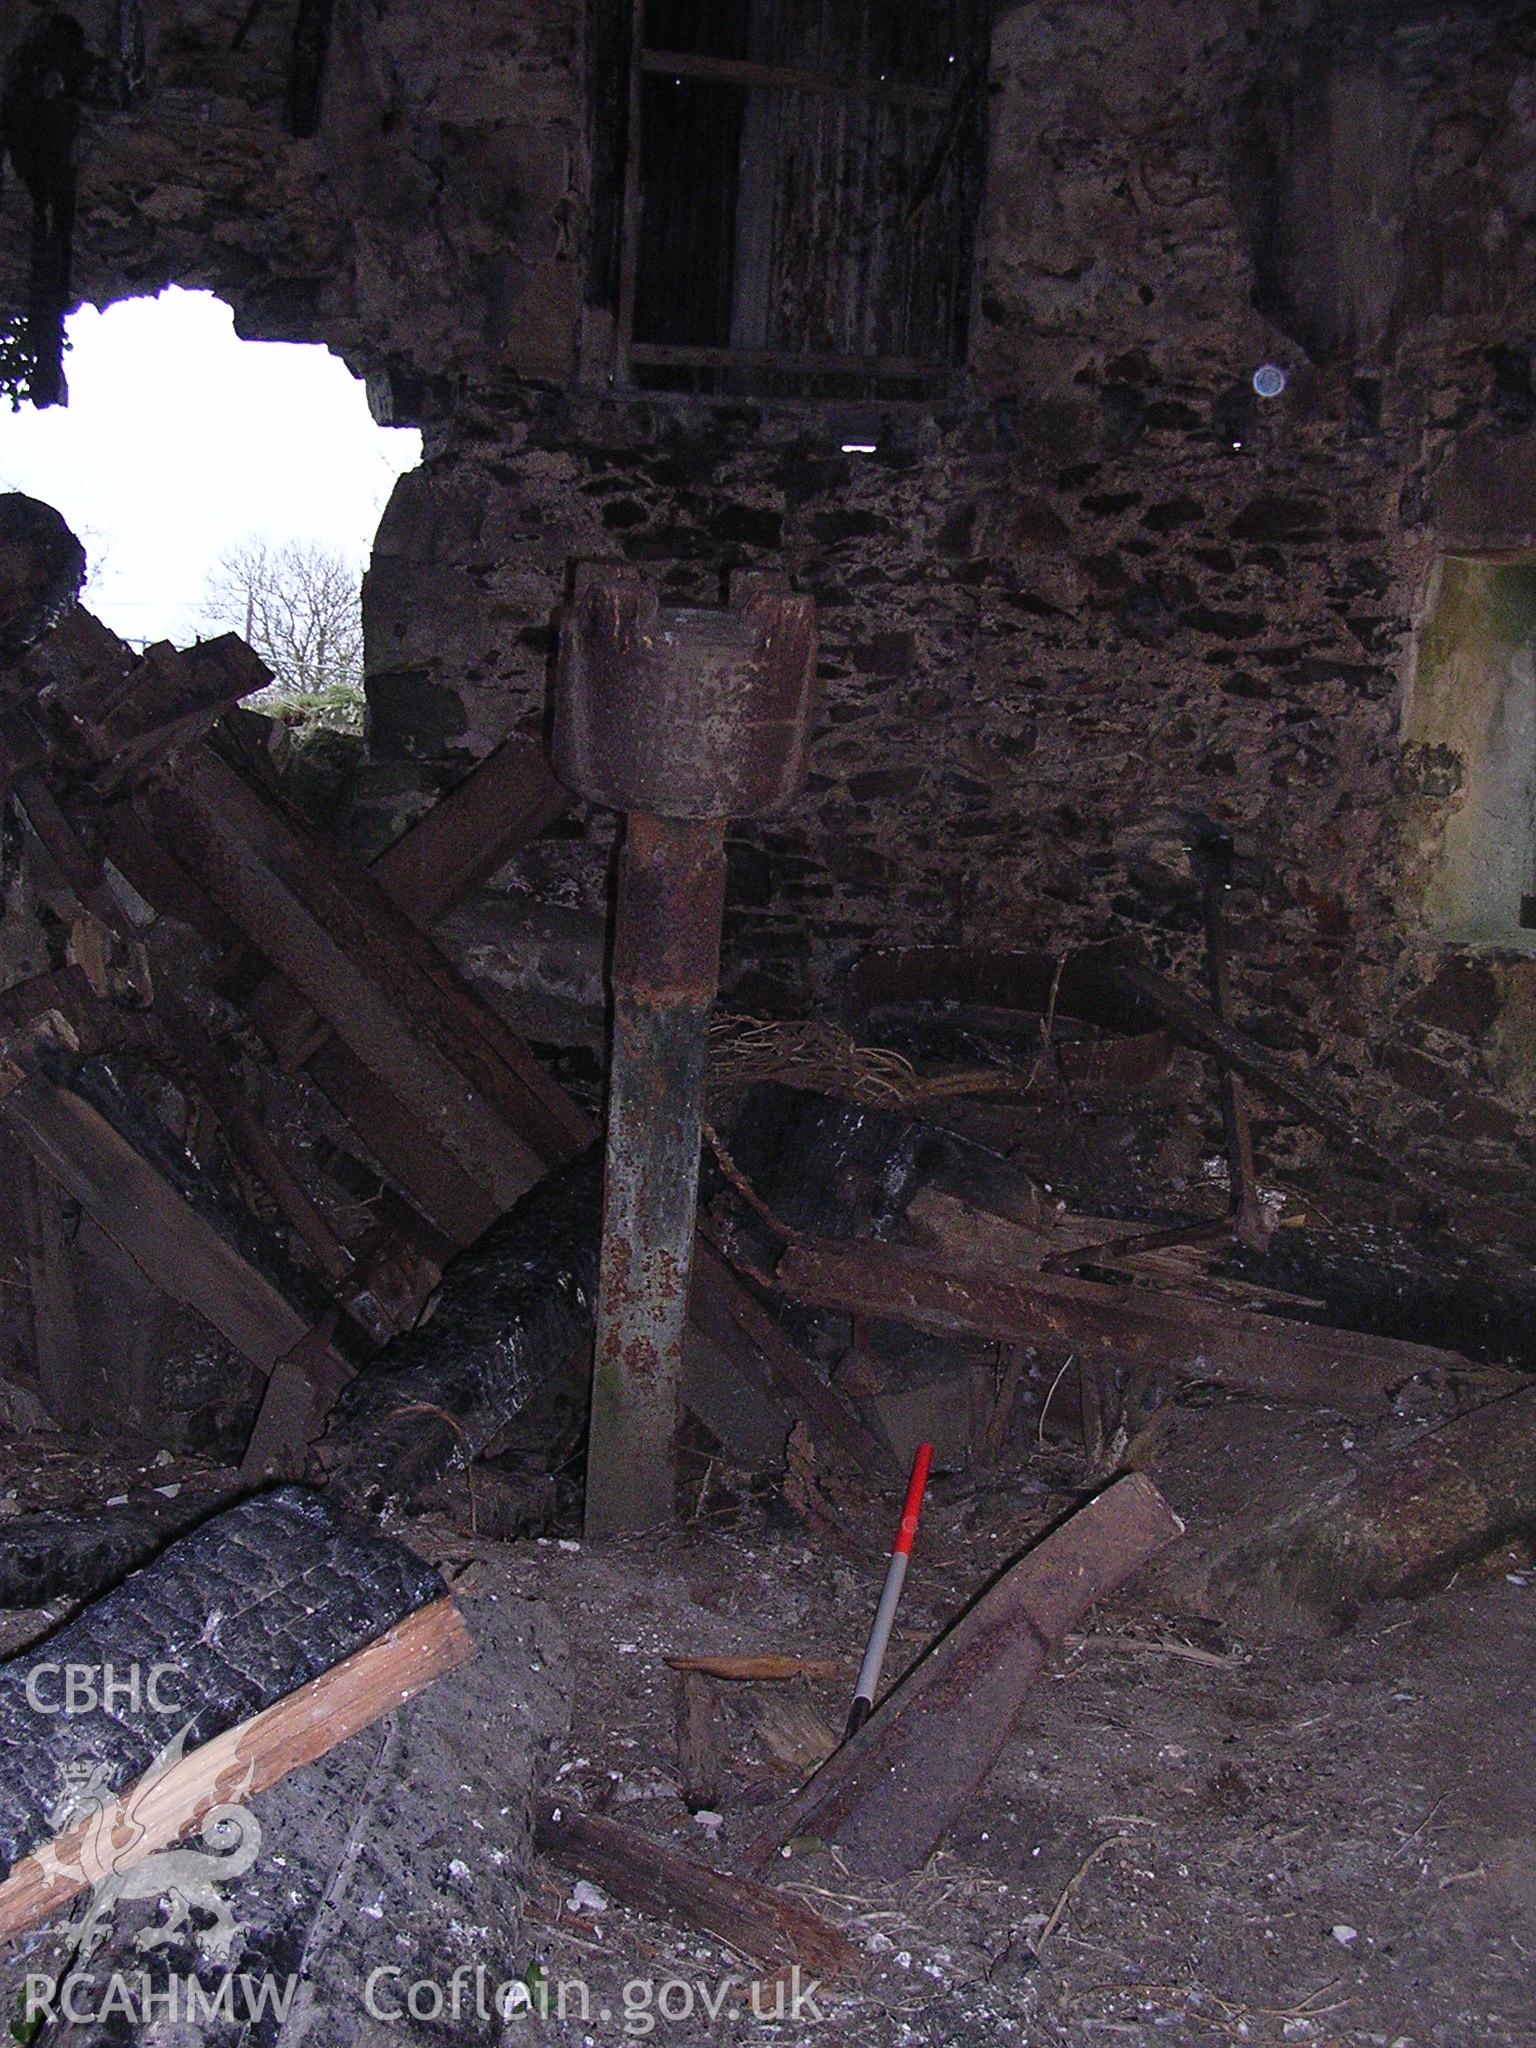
[0,285,421,730]
[1406,553,1536,949]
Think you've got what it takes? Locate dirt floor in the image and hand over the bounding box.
[475,1417,1536,2048]
[3,1383,1527,2048]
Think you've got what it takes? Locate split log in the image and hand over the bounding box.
[739,1474,1184,1879]
[775,1235,1476,1415]
[534,1799,863,1980]
[0,1596,470,1947]
[0,1487,450,1896]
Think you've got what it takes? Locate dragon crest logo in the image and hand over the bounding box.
[48,1726,263,1965]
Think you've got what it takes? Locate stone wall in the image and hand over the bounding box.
[4,0,1536,1201]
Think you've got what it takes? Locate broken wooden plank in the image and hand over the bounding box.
[99,794,243,951]
[534,1798,863,1980]
[0,1595,471,1946]
[739,1474,1183,1879]
[206,733,590,1155]
[775,1236,1476,1415]
[115,730,891,1484]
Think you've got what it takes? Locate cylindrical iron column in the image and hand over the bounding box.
[554,566,817,1538]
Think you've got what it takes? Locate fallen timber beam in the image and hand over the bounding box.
[740,1474,1184,1879]
[774,1237,1477,1414]
[0,1478,240,1611]
[535,1799,863,1981]
[16,1152,86,1432]
[191,726,587,1159]
[147,745,551,1208]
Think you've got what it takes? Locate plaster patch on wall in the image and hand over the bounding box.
[1405,555,1536,951]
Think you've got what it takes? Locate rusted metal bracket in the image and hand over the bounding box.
[739,1474,1184,1879]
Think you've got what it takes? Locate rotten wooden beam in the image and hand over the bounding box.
[739,1474,1184,1879]
[774,1236,1476,1415]
[0,1595,471,1946]
[1215,1381,1536,1630]
[0,1071,354,1470]
[535,1799,864,1981]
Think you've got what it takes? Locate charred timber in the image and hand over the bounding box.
[314,1145,603,1516]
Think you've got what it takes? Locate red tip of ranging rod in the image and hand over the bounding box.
[845,1442,933,1740]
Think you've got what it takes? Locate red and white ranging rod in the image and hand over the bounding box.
[845,1441,933,1740]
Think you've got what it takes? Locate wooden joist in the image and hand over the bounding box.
[243,727,570,1069]
[148,746,550,1208]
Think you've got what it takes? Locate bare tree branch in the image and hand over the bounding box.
[198,538,363,699]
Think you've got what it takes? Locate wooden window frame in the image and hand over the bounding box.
[611,8,984,396]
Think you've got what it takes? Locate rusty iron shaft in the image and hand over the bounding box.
[585,813,727,1536]
[558,565,817,1538]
